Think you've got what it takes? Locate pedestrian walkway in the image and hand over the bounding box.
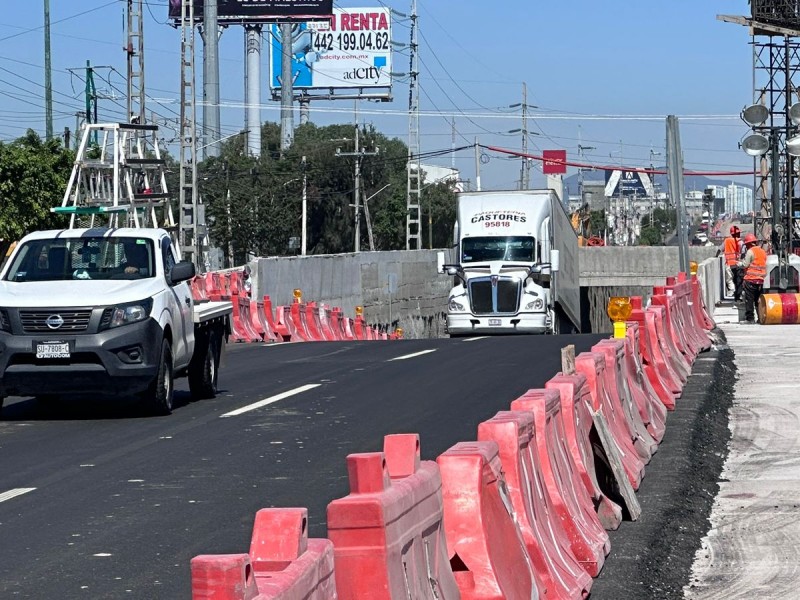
[685,303,800,598]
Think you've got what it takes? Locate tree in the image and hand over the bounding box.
[0,130,72,245]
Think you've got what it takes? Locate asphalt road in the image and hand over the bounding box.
[0,334,608,599]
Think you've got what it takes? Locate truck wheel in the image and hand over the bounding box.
[188,330,219,400]
[145,339,174,415]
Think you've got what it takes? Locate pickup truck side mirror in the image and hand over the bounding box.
[169,261,196,285]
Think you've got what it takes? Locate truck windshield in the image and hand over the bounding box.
[461,236,536,263]
[3,237,155,282]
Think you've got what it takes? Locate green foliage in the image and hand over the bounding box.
[0,130,72,242]
[198,121,457,264]
[589,210,606,238]
[638,226,663,246]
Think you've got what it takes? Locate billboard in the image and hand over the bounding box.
[542,149,567,175]
[269,8,392,94]
[604,169,655,197]
[168,0,334,23]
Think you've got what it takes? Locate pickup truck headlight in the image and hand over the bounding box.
[524,298,544,311]
[101,299,153,330]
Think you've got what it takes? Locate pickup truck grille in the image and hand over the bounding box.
[468,277,521,315]
[19,310,92,333]
[0,309,9,332]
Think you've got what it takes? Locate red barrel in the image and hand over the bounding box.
[758,293,800,324]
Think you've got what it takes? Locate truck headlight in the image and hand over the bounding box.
[448,297,467,312]
[101,299,153,330]
[524,298,544,311]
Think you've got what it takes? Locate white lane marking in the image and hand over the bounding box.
[221,384,321,417]
[463,336,489,342]
[0,488,36,503]
[388,349,437,361]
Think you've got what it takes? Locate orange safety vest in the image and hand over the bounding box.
[724,236,741,266]
[744,246,767,283]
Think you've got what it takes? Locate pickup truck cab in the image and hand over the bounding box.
[0,227,230,415]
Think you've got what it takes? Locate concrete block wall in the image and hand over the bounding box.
[252,246,722,338]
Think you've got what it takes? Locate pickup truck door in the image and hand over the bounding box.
[162,236,194,369]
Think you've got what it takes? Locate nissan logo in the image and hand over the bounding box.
[46,314,65,330]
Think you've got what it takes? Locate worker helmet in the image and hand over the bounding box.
[743,233,758,245]
[730,225,740,236]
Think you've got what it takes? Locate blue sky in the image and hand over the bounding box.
[0,1,756,190]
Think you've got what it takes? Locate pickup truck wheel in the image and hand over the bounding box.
[188,330,219,400]
[145,339,174,415]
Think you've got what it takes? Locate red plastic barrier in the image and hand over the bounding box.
[342,317,356,341]
[691,274,716,330]
[276,305,301,343]
[575,352,646,489]
[303,302,324,341]
[190,276,209,302]
[540,373,622,530]
[652,287,695,364]
[250,299,279,343]
[230,295,262,343]
[671,276,712,352]
[327,434,460,600]
[353,316,366,340]
[191,508,336,600]
[317,306,339,341]
[204,272,223,300]
[622,323,667,443]
[593,339,659,458]
[629,297,681,406]
[648,304,691,384]
[478,411,592,600]
[328,309,343,341]
[289,302,312,342]
[438,441,538,600]
[262,296,288,342]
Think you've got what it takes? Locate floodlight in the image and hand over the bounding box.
[741,133,770,157]
[742,103,769,126]
[787,134,800,157]
[790,103,800,126]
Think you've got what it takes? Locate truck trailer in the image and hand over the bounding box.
[438,189,581,336]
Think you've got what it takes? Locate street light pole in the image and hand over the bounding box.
[301,155,308,256]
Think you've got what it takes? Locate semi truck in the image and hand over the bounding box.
[438,189,581,336]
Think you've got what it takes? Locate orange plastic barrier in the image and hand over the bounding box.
[327,434,460,600]
[536,373,622,532]
[479,411,593,599]
[622,323,667,443]
[592,340,659,458]
[438,440,539,599]
[575,352,647,488]
[191,507,336,600]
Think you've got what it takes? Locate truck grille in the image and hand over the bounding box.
[468,278,521,315]
[19,310,92,333]
[0,309,9,332]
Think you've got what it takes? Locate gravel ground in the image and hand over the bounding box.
[588,332,736,599]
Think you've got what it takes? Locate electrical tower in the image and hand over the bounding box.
[179,0,203,268]
[406,0,421,250]
[126,0,145,126]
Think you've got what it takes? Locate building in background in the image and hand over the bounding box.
[705,183,754,215]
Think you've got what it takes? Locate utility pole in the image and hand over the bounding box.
[520,82,528,189]
[666,115,689,274]
[279,23,294,151]
[338,109,379,253]
[474,137,482,191]
[179,0,200,266]
[44,0,53,140]
[405,0,421,250]
[85,61,98,145]
[301,155,307,255]
[202,0,220,158]
[126,0,145,126]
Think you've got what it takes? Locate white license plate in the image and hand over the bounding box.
[36,342,70,359]
[488,319,502,326]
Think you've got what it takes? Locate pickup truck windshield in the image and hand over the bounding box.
[461,236,536,263]
[3,237,155,282]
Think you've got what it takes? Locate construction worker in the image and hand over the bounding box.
[738,233,767,324]
[717,225,743,300]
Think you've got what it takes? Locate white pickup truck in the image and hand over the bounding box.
[0,227,231,415]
